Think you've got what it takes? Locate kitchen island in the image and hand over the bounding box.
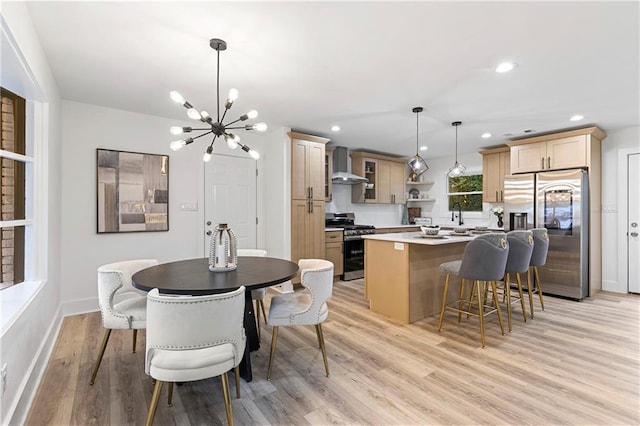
[362,231,476,324]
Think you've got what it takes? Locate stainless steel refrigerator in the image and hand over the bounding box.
[504,169,589,300]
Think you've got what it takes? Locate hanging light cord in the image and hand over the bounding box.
[455,123,458,162]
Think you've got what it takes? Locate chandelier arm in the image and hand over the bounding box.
[225,117,242,126]
[191,130,214,140]
[224,125,249,130]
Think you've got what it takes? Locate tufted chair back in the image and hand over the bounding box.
[505,230,534,274]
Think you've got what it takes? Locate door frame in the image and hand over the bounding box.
[617,147,640,293]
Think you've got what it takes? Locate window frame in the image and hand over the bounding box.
[442,170,485,220]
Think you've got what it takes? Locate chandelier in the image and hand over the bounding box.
[168,38,267,162]
[447,121,466,177]
[407,107,429,177]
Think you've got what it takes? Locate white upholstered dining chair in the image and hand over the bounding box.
[266,259,334,380]
[90,258,158,385]
[237,249,268,340]
[144,286,246,426]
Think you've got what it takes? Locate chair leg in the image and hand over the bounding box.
[526,269,535,319]
[534,266,545,310]
[475,281,485,348]
[221,371,234,426]
[457,278,465,323]
[316,324,330,377]
[437,274,450,331]
[145,379,163,426]
[90,329,112,385]
[515,273,527,322]
[167,382,174,406]
[132,329,138,353]
[490,280,505,336]
[234,366,241,399]
[259,299,268,322]
[267,326,279,381]
[505,273,513,332]
[255,300,261,342]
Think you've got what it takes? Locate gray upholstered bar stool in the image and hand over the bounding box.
[501,230,534,332]
[437,233,509,348]
[526,228,549,318]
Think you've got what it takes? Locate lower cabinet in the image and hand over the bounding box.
[325,230,344,277]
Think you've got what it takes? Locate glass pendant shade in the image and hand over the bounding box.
[408,107,429,176]
[447,121,466,178]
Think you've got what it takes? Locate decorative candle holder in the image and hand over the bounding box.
[208,223,238,272]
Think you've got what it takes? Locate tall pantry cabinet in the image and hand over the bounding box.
[290,132,329,274]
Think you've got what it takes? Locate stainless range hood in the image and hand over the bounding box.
[332,147,368,184]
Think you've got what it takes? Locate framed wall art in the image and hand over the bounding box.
[97,148,169,233]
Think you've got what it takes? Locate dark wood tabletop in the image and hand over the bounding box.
[131,257,299,295]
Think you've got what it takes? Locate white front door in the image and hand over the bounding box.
[628,153,640,293]
[204,154,257,252]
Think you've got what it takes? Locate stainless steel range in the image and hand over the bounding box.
[325,213,376,280]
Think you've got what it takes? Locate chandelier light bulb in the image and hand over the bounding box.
[170,139,187,151]
[225,134,239,149]
[169,91,186,105]
[227,88,239,102]
[252,122,268,132]
[247,110,258,119]
[249,149,260,160]
[203,146,213,162]
[200,111,212,122]
[170,126,184,135]
[187,108,201,120]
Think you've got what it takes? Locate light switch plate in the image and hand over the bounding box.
[180,202,198,211]
[394,242,405,250]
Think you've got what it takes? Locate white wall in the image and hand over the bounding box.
[60,101,291,312]
[601,126,640,293]
[0,4,63,425]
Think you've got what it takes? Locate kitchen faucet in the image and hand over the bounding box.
[452,202,464,226]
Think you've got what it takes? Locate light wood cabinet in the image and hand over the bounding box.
[325,230,343,277]
[325,146,334,201]
[509,134,592,174]
[290,132,329,276]
[350,151,406,204]
[481,147,510,202]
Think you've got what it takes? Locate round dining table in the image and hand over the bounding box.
[132,256,299,382]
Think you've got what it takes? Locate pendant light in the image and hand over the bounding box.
[168,38,267,162]
[447,121,466,178]
[407,107,429,176]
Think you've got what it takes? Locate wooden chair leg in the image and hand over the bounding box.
[490,280,505,336]
[145,380,163,426]
[259,299,267,322]
[505,273,513,332]
[316,324,330,377]
[221,372,234,426]
[90,329,112,385]
[167,382,174,406]
[437,274,450,331]
[234,366,241,399]
[516,273,527,322]
[534,266,545,310]
[457,278,465,323]
[267,326,279,381]
[475,281,486,348]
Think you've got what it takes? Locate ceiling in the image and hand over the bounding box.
[25,1,639,159]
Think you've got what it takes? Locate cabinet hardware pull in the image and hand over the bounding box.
[547,156,551,169]
[496,191,499,201]
[500,190,504,202]
[541,157,545,169]
[310,187,313,199]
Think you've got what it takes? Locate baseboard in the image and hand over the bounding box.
[62,296,99,317]
[602,279,626,294]
[9,304,63,426]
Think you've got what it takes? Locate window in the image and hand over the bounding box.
[447,173,483,212]
[1,88,29,289]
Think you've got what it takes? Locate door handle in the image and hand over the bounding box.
[496,191,499,201]
[541,157,545,169]
[547,156,551,169]
[631,232,639,237]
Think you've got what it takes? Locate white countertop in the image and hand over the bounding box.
[362,230,477,245]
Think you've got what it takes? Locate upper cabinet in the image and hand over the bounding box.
[507,127,606,174]
[325,146,334,201]
[291,132,329,201]
[350,151,406,204]
[480,147,510,202]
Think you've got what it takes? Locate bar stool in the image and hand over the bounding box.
[437,233,509,348]
[527,228,549,318]
[501,230,534,332]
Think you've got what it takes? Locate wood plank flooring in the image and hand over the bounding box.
[27,280,640,425]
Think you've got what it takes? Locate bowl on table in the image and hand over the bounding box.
[421,225,441,236]
[453,226,468,234]
[475,225,488,231]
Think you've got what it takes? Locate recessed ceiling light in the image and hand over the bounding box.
[495,62,517,73]
[481,133,492,139]
[331,125,341,132]
[570,114,584,122]
[420,146,428,151]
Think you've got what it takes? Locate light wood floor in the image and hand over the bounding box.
[27,279,640,425]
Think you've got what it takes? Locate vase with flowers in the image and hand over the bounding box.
[492,206,504,228]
